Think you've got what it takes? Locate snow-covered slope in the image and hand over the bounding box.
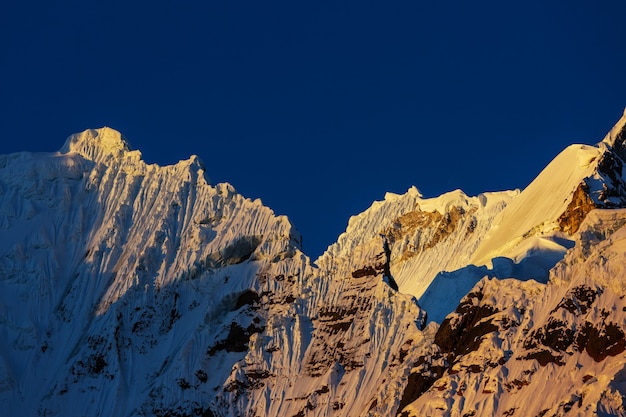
[2,108,626,417]
[0,128,423,416]
[316,187,518,324]
[0,128,304,416]
[399,208,626,416]
[320,108,626,324]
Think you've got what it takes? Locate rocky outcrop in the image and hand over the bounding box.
[398,209,626,417]
[558,183,597,234]
[5,110,626,417]
[385,205,477,264]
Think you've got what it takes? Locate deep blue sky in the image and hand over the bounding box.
[2,1,626,258]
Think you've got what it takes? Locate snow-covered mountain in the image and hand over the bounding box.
[1,109,626,416]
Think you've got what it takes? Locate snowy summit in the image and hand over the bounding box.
[2,111,626,416]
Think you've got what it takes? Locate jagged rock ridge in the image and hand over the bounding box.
[0,109,626,416]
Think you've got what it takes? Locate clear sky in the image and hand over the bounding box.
[2,1,626,258]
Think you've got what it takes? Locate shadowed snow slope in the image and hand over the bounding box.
[1,110,626,417]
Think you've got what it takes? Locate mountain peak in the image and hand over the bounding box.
[600,107,626,160]
[4,112,626,417]
[60,127,136,161]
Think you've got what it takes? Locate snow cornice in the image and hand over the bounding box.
[59,127,137,162]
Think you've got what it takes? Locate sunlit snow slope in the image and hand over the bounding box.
[2,108,626,417]
[0,128,423,417]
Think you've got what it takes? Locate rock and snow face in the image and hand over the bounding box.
[318,110,626,324]
[1,109,626,417]
[0,128,423,416]
[0,128,303,416]
[400,209,626,416]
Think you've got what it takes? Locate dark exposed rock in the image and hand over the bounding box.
[332,401,345,410]
[558,141,626,234]
[435,302,499,356]
[552,285,598,315]
[207,322,265,356]
[558,183,597,234]
[161,305,182,335]
[524,318,575,352]
[521,303,626,368]
[195,370,208,383]
[457,290,484,314]
[79,354,108,376]
[234,290,261,310]
[575,321,626,361]
[224,369,273,393]
[318,307,358,322]
[397,339,413,363]
[386,206,475,263]
[326,320,353,332]
[466,217,477,235]
[386,209,444,246]
[303,274,380,377]
[315,385,330,394]
[503,407,518,416]
[350,246,398,291]
[519,350,565,367]
[368,398,378,412]
[498,315,520,330]
[466,364,482,373]
[596,151,626,202]
[69,334,116,380]
[351,265,381,278]
[204,235,262,268]
[245,369,272,385]
[381,236,399,291]
[177,378,191,390]
[504,378,530,391]
[397,355,448,414]
[200,409,216,417]
[431,207,466,248]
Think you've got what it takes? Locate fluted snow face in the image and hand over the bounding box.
[316,187,519,323]
[0,128,304,416]
[3,110,626,417]
[0,128,423,417]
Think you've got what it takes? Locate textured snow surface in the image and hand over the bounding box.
[401,209,626,416]
[471,144,600,265]
[1,110,626,417]
[0,128,424,416]
[0,128,304,416]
